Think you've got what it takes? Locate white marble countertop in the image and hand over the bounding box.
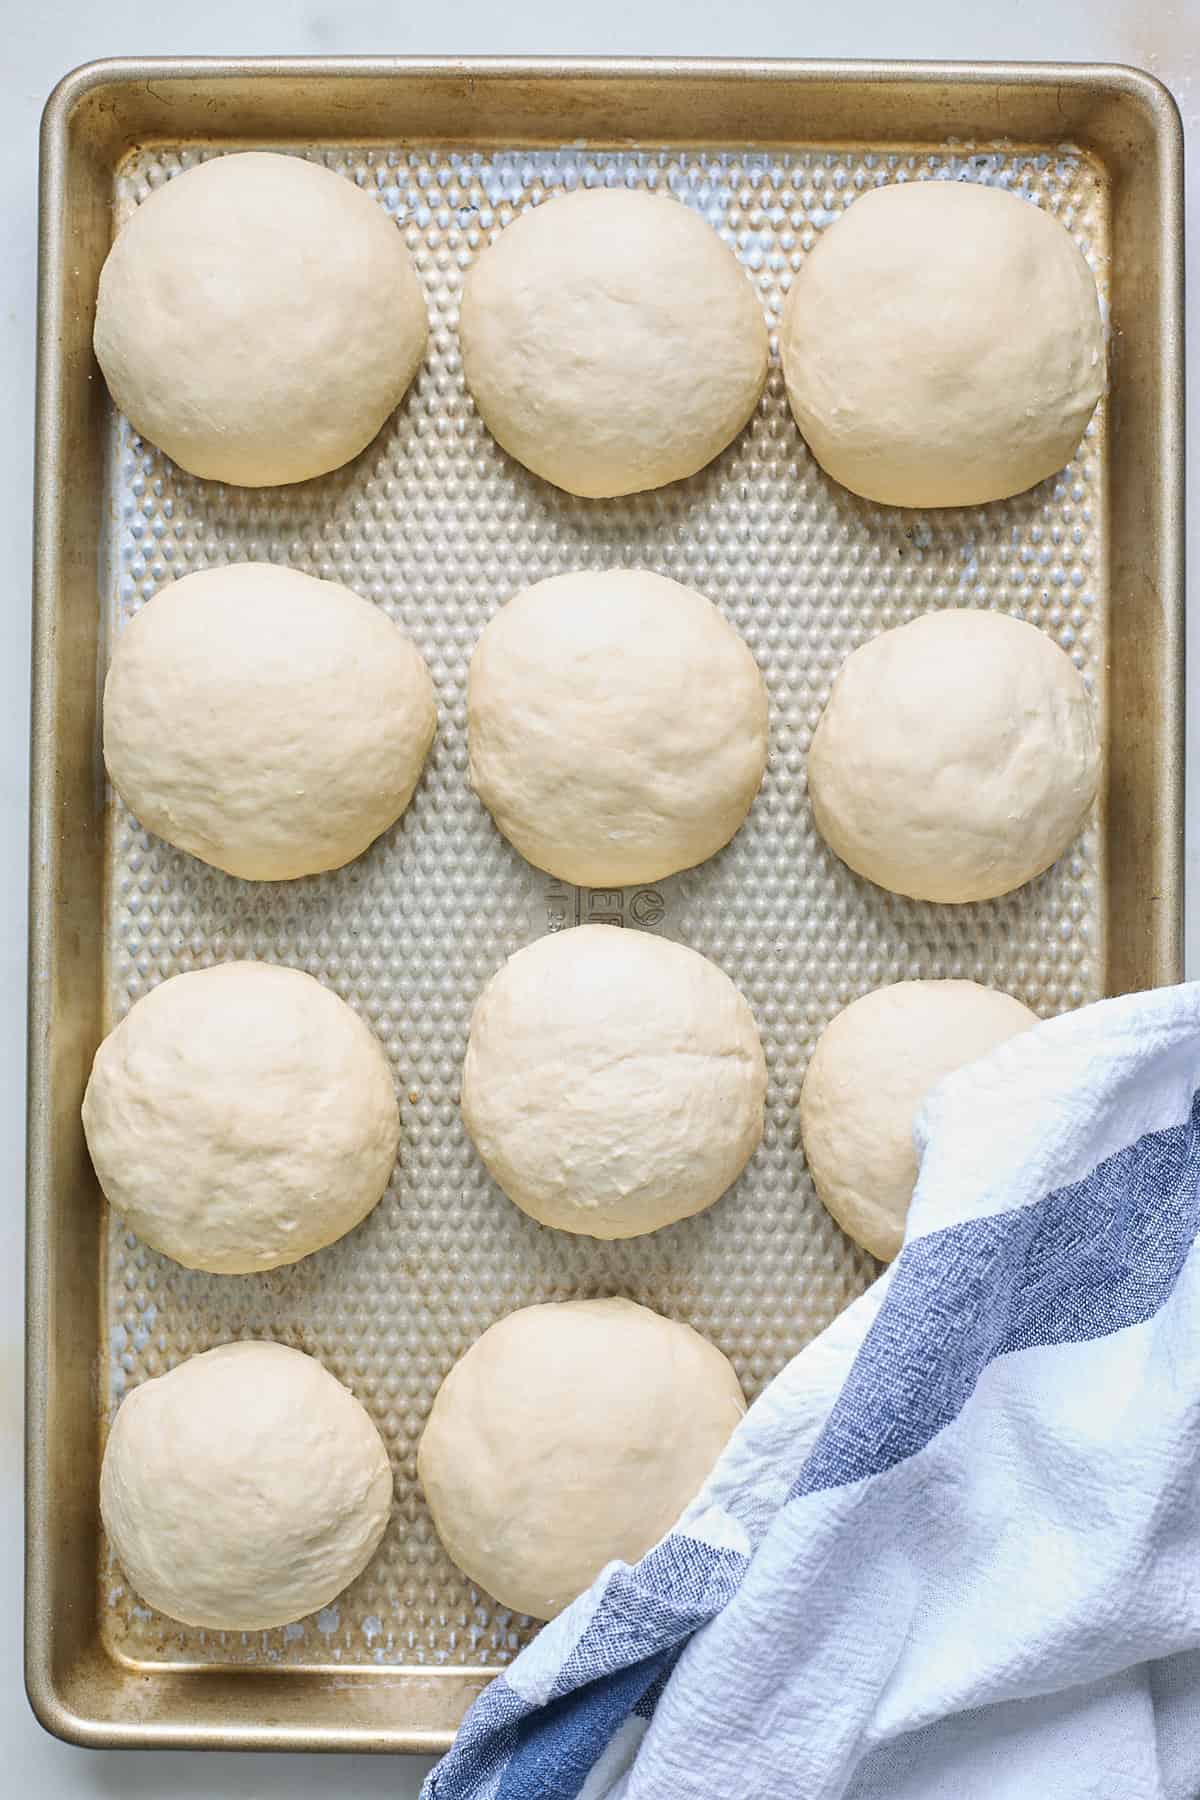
[3,5,1195,1795]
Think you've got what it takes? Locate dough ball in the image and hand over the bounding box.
[82,961,399,1273]
[103,562,436,881]
[94,151,428,486]
[800,981,1038,1261]
[468,570,769,885]
[807,609,1100,903]
[418,1298,744,1618]
[460,188,768,497]
[780,180,1105,508]
[101,1341,393,1630]
[462,924,766,1238]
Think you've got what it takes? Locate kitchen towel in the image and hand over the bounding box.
[422,981,1200,1800]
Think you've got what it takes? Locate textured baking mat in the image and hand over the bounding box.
[100,137,1108,1670]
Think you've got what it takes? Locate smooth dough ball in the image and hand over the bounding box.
[462,924,766,1239]
[800,981,1038,1261]
[780,180,1105,508]
[468,570,769,885]
[101,1341,393,1630]
[103,563,436,881]
[459,188,769,497]
[82,962,399,1273]
[418,1298,744,1618]
[807,609,1100,903]
[94,151,428,486]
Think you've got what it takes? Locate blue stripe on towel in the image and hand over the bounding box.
[792,1089,1200,1502]
[495,1649,674,1800]
[550,1537,747,1698]
[487,1542,748,1799]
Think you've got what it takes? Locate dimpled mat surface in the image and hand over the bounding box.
[101,138,1108,1670]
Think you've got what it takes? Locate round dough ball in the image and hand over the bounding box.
[800,981,1038,1261]
[460,188,768,497]
[807,609,1100,903]
[94,151,428,486]
[462,924,766,1239]
[418,1298,744,1618]
[101,1340,393,1630]
[468,570,769,886]
[780,180,1105,508]
[103,563,436,881]
[82,961,399,1274]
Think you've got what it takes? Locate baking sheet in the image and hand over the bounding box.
[101,135,1112,1675]
[28,59,1184,1753]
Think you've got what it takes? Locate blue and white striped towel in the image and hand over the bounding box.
[423,981,1200,1800]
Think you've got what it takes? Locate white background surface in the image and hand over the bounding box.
[4,5,1196,1796]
